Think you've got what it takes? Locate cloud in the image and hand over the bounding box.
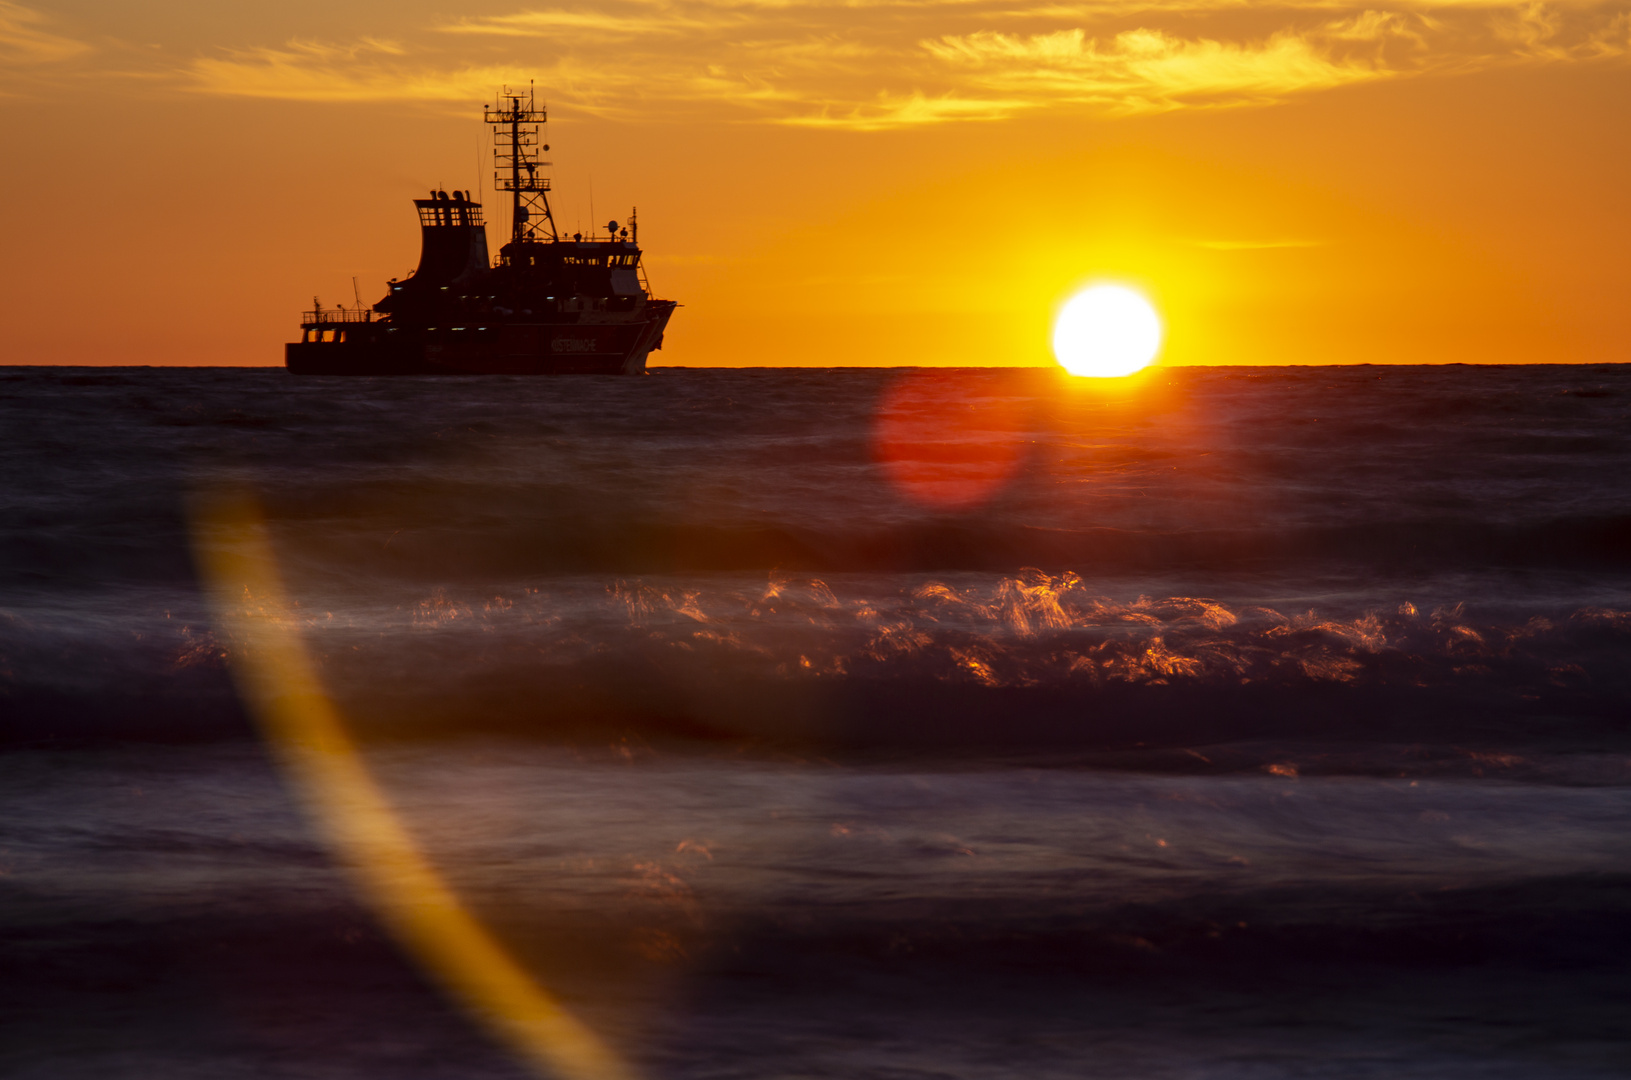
[1194,238,1325,249]
[1585,10,1631,55]
[1321,10,1431,45]
[924,26,1387,111]
[182,36,798,120]
[188,40,502,103]
[171,0,1631,126]
[440,8,731,38]
[0,2,91,64]
[1491,0,1571,56]
[783,89,1033,127]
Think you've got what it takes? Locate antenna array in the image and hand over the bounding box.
[484,84,557,243]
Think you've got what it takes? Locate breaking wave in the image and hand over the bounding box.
[9,569,1629,754]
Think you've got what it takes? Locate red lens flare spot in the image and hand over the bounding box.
[871,373,1029,511]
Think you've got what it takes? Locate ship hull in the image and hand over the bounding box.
[286,303,675,376]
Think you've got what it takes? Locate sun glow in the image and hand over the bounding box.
[1051,285,1163,378]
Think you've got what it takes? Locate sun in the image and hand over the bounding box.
[1051,284,1163,378]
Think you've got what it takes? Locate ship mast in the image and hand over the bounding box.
[484,83,557,243]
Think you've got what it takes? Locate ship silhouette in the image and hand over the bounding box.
[286,86,677,375]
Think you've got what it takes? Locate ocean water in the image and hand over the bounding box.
[2,364,1630,1078]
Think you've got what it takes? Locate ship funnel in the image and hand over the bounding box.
[405,193,489,290]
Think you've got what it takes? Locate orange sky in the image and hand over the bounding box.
[1,0,1627,366]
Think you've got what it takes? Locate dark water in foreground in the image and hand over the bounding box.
[3,364,1630,1078]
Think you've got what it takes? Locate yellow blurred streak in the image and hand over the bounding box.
[192,495,635,1080]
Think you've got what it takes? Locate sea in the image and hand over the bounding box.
[2,363,1629,1079]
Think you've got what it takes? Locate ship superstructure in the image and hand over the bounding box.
[286,86,676,375]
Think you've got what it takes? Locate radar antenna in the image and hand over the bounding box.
[484,82,557,243]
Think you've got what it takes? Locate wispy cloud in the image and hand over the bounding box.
[1193,237,1324,249]
[923,27,1387,112]
[188,40,504,103]
[1586,10,1631,55]
[784,89,1033,127]
[183,37,802,118]
[167,0,1631,127]
[0,1,91,64]
[440,8,731,37]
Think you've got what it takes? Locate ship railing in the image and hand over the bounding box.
[303,307,376,326]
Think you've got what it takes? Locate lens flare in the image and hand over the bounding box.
[872,372,1028,510]
[192,495,634,1080]
[1051,285,1162,378]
